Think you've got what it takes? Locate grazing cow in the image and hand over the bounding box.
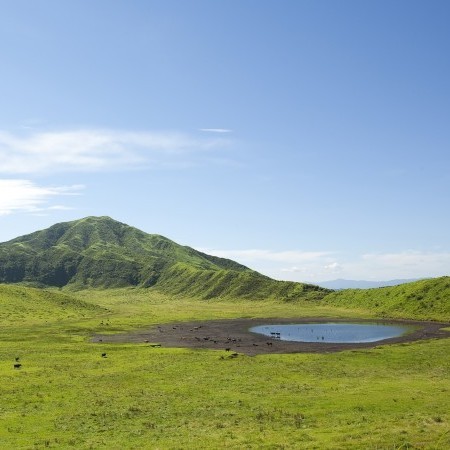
[101,353,107,358]
[14,363,22,369]
[225,348,231,352]
[266,342,273,346]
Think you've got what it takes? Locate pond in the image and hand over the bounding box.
[249,322,415,343]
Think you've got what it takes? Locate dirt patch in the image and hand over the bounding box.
[92,317,450,356]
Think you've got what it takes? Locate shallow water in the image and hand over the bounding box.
[249,322,414,343]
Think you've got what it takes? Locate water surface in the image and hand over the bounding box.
[250,322,414,343]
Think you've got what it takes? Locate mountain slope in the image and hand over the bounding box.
[154,262,325,301]
[0,216,328,300]
[321,277,450,321]
[0,284,105,326]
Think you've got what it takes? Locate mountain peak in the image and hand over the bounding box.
[9,215,137,251]
[0,217,328,300]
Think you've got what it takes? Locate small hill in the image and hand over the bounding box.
[0,284,105,326]
[322,277,450,321]
[0,217,328,301]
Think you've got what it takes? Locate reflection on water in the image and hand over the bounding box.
[249,323,413,343]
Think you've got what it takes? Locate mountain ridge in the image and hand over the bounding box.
[0,216,328,301]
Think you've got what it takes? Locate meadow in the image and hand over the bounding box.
[0,285,449,449]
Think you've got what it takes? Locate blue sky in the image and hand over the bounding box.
[1,0,449,282]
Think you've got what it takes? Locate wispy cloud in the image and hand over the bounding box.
[196,247,336,281]
[357,251,450,278]
[0,179,83,216]
[323,262,342,271]
[280,250,450,282]
[199,128,233,133]
[0,128,232,174]
[196,247,449,283]
[197,248,332,264]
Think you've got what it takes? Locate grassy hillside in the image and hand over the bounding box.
[322,276,450,321]
[155,262,326,301]
[0,284,105,327]
[0,216,329,301]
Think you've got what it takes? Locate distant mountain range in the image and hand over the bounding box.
[316,279,421,290]
[0,216,328,301]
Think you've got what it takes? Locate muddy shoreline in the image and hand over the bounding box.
[92,317,450,356]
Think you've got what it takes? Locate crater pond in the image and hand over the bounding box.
[249,322,415,344]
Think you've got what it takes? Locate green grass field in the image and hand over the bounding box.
[0,285,449,449]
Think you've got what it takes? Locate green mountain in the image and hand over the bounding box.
[0,216,327,300]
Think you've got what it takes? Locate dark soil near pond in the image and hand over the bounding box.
[92,317,450,356]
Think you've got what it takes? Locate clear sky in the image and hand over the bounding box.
[1,0,449,282]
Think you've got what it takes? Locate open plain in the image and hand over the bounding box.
[1,285,449,449]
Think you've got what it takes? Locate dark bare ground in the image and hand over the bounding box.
[92,318,450,356]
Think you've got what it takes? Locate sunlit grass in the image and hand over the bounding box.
[0,285,449,449]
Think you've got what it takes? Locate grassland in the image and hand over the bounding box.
[0,285,449,449]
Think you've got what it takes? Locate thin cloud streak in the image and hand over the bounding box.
[0,179,84,216]
[199,128,233,133]
[0,129,232,174]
